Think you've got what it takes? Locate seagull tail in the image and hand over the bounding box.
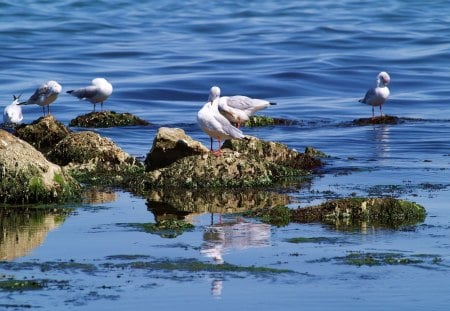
[66,90,74,94]
[269,102,277,105]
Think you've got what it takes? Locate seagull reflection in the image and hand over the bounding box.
[369,124,391,160]
[201,217,271,264]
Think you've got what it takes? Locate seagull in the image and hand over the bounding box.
[359,71,390,118]
[3,95,23,127]
[66,78,113,112]
[209,86,277,128]
[20,80,62,116]
[197,87,244,155]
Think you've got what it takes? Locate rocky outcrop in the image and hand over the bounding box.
[14,115,71,153]
[47,131,139,171]
[0,129,80,204]
[143,128,323,188]
[69,111,150,128]
[145,127,209,171]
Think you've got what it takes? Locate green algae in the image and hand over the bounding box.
[0,279,45,291]
[69,111,150,128]
[254,205,291,227]
[105,258,294,274]
[243,115,298,127]
[286,237,341,244]
[339,252,441,267]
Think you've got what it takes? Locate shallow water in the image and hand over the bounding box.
[1,0,450,310]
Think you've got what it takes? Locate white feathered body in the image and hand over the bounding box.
[3,97,23,125]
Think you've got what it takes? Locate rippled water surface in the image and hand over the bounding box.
[1,0,449,310]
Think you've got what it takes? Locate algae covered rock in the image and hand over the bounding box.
[290,197,426,228]
[0,129,80,204]
[352,115,400,126]
[69,111,150,128]
[14,115,71,153]
[47,131,139,170]
[145,127,209,171]
[243,115,298,127]
[143,128,323,189]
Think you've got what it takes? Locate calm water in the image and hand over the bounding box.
[1,0,449,310]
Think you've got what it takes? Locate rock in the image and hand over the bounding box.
[352,115,401,126]
[243,115,299,127]
[0,129,80,204]
[290,197,426,228]
[69,111,150,128]
[222,136,322,170]
[145,127,209,171]
[143,130,323,189]
[14,115,71,153]
[47,131,139,170]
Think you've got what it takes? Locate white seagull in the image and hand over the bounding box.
[20,80,62,116]
[66,78,113,112]
[3,95,23,127]
[359,71,390,118]
[209,86,277,128]
[197,87,244,155]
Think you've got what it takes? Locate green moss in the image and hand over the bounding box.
[246,205,291,227]
[341,252,425,267]
[244,115,298,127]
[286,237,340,244]
[108,258,294,274]
[0,279,45,291]
[69,111,150,128]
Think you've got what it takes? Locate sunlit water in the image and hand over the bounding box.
[1,0,449,310]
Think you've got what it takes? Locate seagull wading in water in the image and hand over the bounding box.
[197,86,245,155]
[359,71,390,118]
[20,80,62,116]
[209,86,277,128]
[3,95,23,126]
[67,78,113,112]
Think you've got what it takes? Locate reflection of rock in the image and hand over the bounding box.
[14,115,71,154]
[0,207,69,260]
[146,188,292,217]
[82,187,117,204]
[144,128,322,188]
[201,219,271,264]
[0,129,80,204]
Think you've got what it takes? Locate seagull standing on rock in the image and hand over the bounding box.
[197,86,244,155]
[3,95,23,127]
[209,86,277,128]
[20,80,62,116]
[359,71,390,118]
[67,78,113,112]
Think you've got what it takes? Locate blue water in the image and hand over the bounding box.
[1,0,449,310]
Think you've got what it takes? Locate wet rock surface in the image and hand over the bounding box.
[14,115,71,154]
[352,115,401,126]
[0,129,80,204]
[249,197,426,229]
[69,111,150,128]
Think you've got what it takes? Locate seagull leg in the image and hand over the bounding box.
[380,105,383,117]
[42,106,45,116]
[93,103,96,113]
[211,138,222,156]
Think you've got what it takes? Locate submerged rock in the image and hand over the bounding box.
[69,111,150,128]
[14,115,71,154]
[292,197,426,228]
[243,115,299,127]
[353,115,400,126]
[0,130,80,204]
[145,127,209,171]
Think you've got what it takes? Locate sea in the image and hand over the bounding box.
[0,0,449,310]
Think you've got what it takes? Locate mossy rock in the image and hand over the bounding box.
[14,115,71,154]
[127,220,195,238]
[243,115,298,127]
[248,197,426,229]
[291,197,426,228]
[69,111,150,128]
[0,130,81,204]
[352,115,401,126]
[248,205,291,227]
